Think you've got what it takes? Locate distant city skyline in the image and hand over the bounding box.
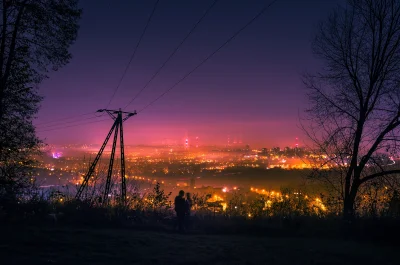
[46,135,304,150]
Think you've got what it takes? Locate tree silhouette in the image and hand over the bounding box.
[147,182,171,210]
[304,0,400,219]
[0,0,81,201]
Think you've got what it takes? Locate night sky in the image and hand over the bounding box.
[35,0,342,148]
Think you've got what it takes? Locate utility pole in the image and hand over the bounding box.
[75,109,136,205]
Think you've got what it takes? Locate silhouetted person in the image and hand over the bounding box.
[174,190,186,232]
[185,192,193,229]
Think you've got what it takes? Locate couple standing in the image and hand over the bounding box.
[174,190,192,232]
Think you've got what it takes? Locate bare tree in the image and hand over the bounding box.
[0,0,81,201]
[304,0,400,219]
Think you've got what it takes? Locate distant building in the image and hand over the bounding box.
[295,137,299,148]
[190,177,195,189]
[284,147,290,152]
[177,180,188,187]
[272,147,280,153]
[261,148,268,156]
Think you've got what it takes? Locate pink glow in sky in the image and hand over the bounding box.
[34,0,341,148]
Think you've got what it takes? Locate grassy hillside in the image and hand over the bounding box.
[0,225,396,265]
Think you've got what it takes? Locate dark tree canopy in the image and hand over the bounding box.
[0,0,81,200]
[304,0,400,218]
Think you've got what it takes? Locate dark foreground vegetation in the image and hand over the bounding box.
[1,197,400,243]
[0,199,399,265]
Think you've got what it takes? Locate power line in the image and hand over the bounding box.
[138,0,279,114]
[36,114,106,129]
[34,112,96,126]
[123,0,220,109]
[34,0,161,132]
[35,0,160,128]
[106,0,161,109]
[37,117,111,133]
